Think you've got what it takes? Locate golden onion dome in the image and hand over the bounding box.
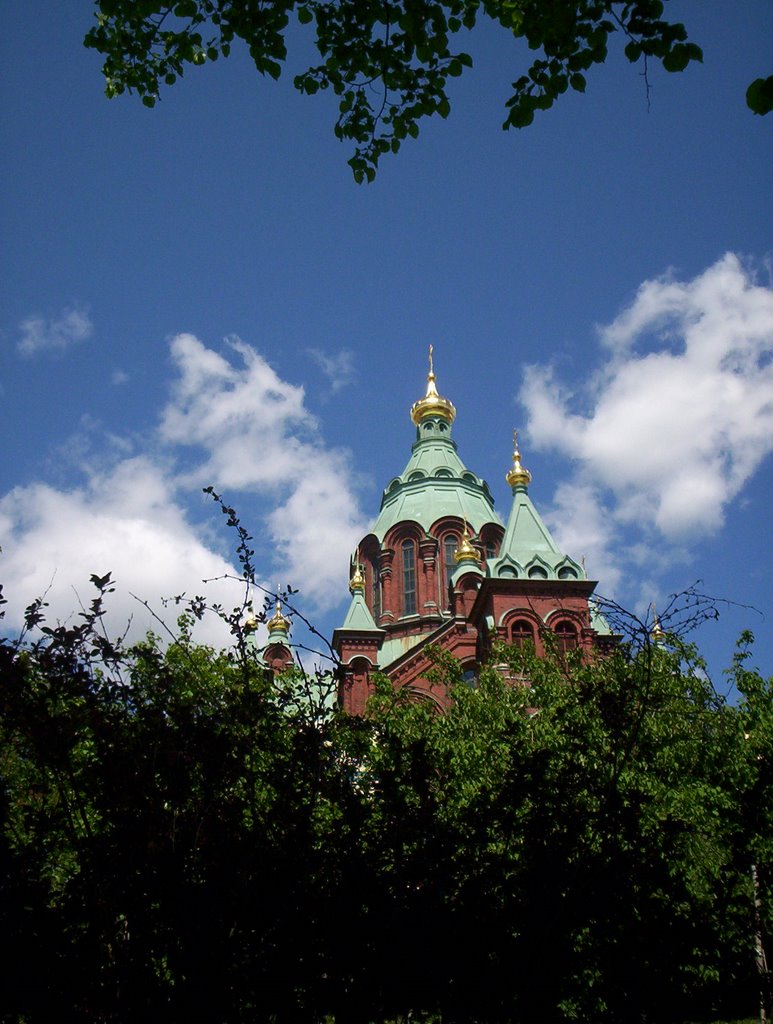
[506,430,532,489]
[267,597,291,635]
[349,555,366,594]
[243,604,258,633]
[454,522,478,563]
[410,345,457,426]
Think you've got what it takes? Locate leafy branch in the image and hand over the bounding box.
[82,0,733,182]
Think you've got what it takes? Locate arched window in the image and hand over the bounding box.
[443,534,458,609]
[401,540,417,616]
[370,555,381,621]
[511,619,534,649]
[485,540,497,562]
[554,620,578,653]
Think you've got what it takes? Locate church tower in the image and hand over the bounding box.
[334,351,612,713]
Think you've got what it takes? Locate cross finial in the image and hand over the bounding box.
[506,428,532,489]
[428,343,434,378]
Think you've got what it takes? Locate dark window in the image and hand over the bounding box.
[371,556,381,620]
[511,619,534,648]
[555,621,578,653]
[402,540,416,616]
[443,534,458,609]
[485,541,497,561]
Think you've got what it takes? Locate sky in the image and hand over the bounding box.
[1,3,772,689]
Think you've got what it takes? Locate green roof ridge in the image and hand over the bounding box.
[490,485,586,582]
[340,590,380,631]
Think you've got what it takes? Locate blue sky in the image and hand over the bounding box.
[1,3,772,686]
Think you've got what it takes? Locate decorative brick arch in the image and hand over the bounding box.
[544,610,586,654]
[501,608,543,651]
[430,515,465,611]
[401,682,446,712]
[358,532,382,620]
[479,523,505,565]
[544,608,588,631]
[383,521,425,620]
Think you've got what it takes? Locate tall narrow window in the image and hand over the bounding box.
[402,540,416,616]
[443,534,458,609]
[370,555,381,620]
[555,621,578,654]
[511,619,534,649]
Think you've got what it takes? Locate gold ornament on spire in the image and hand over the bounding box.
[244,603,258,633]
[506,429,532,489]
[454,520,478,563]
[410,344,457,426]
[349,551,366,593]
[650,604,665,643]
[267,594,291,635]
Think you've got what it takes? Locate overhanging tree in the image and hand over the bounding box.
[85,1,769,184]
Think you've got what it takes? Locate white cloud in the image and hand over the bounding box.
[112,368,129,385]
[18,305,93,357]
[0,457,239,647]
[160,334,312,488]
[160,333,368,605]
[541,481,623,593]
[307,347,357,393]
[521,253,773,594]
[1,333,368,645]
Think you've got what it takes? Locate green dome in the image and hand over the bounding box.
[371,414,503,540]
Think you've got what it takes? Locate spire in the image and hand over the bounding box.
[491,431,585,582]
[371,350,502,542]
[410,344,457,426]
[506,429,532,490]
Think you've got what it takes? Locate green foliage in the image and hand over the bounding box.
[83,0,721,182]
[1,574,771,1021]
[747,75,773,116]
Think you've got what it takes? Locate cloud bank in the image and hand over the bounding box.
[521,253,773,598]
[1,335,366,642]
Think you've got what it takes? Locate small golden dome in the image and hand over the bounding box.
[506,430,532,489]
[267,597,291,635]
[244,604,258,633]
[651,606,665,643]
[410,345,457,426]
[454,522,478,563]
[349,555,365,594]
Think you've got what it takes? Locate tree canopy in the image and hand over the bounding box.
[83,0,772,184]
[1,568,771,1022]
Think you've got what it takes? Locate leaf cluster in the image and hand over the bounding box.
[83,0,719,182]
[1,574,771,1021]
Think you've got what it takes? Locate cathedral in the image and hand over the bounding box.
[330,352,614,712]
